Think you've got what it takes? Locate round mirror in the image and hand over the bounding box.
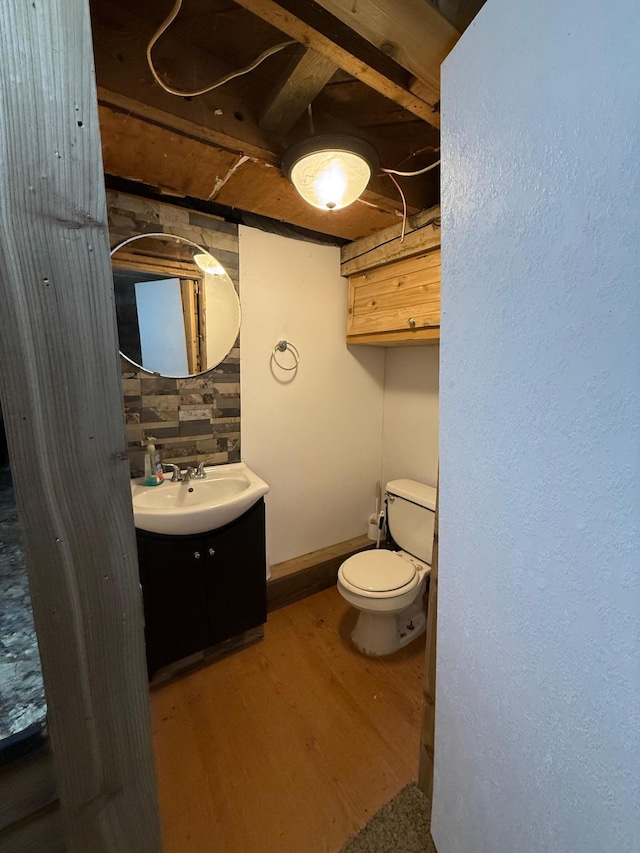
[111,232,241,378]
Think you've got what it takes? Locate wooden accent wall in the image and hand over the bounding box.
[346,249,441,345]
[340,206,441,277]
[107,192,241,476]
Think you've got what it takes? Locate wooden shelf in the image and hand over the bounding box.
[347,327,440,346]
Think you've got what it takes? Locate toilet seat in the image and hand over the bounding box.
[338,550,421,599]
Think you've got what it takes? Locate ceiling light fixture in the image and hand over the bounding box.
[192,248,226,276]
[283,135,379,211]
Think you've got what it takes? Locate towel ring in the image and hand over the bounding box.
[272,340,300,370]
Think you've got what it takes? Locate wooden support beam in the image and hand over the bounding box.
[260,47,338,135]
[233,0,442,127]
[0,1,160,850]
[313,0,460,106]
[97,86,279,166]
[340,204,441,275]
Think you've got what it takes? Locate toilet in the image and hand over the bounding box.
[337,479,436,656]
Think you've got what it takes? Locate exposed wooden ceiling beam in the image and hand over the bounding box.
[98,88,428,215]
[232,0,441,127]
[98,104,404,240]
[259,47,338,135]
[312,0,459,106]
[97,87,279,165]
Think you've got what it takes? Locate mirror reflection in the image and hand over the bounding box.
[111,233,241,378]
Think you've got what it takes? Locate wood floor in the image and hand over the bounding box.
[151,586,426,853]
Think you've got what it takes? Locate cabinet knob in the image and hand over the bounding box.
[208,548,215,556]
[194,551,201,559]
[408,317,416,328]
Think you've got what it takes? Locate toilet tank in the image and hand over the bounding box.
[386,479,437,564]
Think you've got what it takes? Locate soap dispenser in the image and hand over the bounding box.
[142,437,164,486]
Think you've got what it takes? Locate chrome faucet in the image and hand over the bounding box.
[163,461,215,482]
[191,460,218,479]
[192,462,208,479]
[162,463,184,482]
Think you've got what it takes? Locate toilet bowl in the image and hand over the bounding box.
[337,479,436,656]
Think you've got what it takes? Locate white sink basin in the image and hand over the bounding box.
[131,462,269,536]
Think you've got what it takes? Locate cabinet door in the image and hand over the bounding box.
[204,500,267,645]
[347,250,441,338]
[137,532,209,677]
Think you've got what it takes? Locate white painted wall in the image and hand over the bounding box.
[434,2,640,852]
[239,227,385,566]
[381,347,439,489]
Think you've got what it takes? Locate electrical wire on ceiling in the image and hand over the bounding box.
[146,0,296,98]
[146,7,440,226]
[378,159,441,241]
[382,160,441,177]
[386,173,408,241]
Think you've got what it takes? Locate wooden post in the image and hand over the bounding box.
[418,483,438,800]
[0,2,161,851]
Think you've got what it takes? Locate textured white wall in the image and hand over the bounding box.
[239,227,385,566]
[381,347,439,489]
[434,1,640,852]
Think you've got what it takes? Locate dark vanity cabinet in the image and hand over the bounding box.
[136,499,267,678]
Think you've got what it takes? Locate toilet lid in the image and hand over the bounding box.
[341,550,416,593]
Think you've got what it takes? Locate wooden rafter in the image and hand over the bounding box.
[233,0,442,127]
[312,0,460,107]
[259,47,338,135]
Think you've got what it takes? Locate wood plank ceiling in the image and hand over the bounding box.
[91,0,485,240]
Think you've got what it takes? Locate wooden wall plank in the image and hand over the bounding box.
[348,301,440,334]
[341,205,441,275]
[350,251,441,289]
[341,205,440,263]
[347,250,441,336]
[0,2,160,850]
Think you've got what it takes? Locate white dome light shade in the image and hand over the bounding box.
[283,136,379,211]
[290,150,369,210]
